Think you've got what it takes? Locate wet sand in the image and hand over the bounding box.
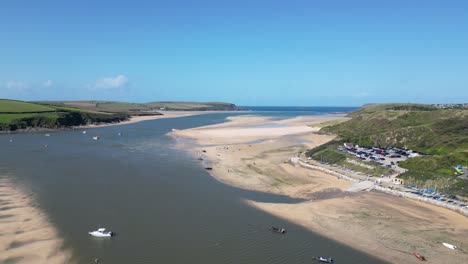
[0,178,71,264]
[82,110,242,128]
[171,115,468,263]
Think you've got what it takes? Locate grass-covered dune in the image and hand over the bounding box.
[308,103,468,196]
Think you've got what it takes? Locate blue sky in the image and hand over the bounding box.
[1,0,467,106]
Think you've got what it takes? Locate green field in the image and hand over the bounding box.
[0,99,129,131]
[1,99,237,131]
[308,103,468,196]
[0,99,56,113]
[37,100,237,112]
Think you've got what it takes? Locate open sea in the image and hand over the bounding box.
[0,106,387,264]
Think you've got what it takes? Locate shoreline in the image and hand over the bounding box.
[171,114,468,263]
[0,178,71,264]
[0,110,240,135]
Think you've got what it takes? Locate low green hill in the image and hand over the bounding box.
[310,103,468,196]
[0,99,128,131]
[1,99,238,131]
[0,99,56,113]
[39,101,237,112]
[146,101,236,111]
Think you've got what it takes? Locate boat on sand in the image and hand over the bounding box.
[442,242,457,250]
[413,252,426,261]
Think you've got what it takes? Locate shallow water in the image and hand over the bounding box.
[0,112,386,264]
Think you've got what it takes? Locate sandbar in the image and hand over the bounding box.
[171,114,468,264]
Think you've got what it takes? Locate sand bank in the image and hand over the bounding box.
[0,178,71,264]
[82,110,242,129]
[171,115,468,263]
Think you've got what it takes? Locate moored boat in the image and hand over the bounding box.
[314,256,334,263]
[270,227,286,234]
[92,136,100,140]
[89,228,114,237]
[413,252,426,261]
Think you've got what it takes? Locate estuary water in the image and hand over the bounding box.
[0,108,386,264]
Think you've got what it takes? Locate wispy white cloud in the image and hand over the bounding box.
[43,80,54,87]
[90,75,129,90]
[6,80,28,90]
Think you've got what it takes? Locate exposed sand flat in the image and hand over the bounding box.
[0,178,71,264]
[172,115,468,264]
[82,110,243,129]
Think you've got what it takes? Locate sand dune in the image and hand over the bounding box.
[0,178,71,264]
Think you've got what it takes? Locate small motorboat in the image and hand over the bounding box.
[413,252,426,261]
[117,132,122,136]
[442,242,457,250]
[45,133,50,137]
[270,227,286,234]
[92,136,100,140]
[314,256,334,263]
[83,130,87,134]
[88,228,114,237]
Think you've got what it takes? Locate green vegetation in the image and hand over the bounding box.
[1,99,237,131]
[0,99,56,113]
[38,100,237,112]
[145,101,236,111]
[309,103,468,196]
[320,104,467,154]
[0,99,129,131]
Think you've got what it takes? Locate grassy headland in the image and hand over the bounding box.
[307,103,468,196]
[38,100,237,112]
[1,99,237,131]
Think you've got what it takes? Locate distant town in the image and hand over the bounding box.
[433,103,468,109]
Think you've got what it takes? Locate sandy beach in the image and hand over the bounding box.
[171,115,468,263]
[0,178,71,264]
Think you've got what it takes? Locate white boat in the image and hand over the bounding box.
[83,130,87,134]
[45,133,50,137]
[88,228,114,237]
[92,136,100,140]
[442,242,457,250]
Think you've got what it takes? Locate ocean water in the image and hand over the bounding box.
[240,106,359,119]
[0,108,386,264]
